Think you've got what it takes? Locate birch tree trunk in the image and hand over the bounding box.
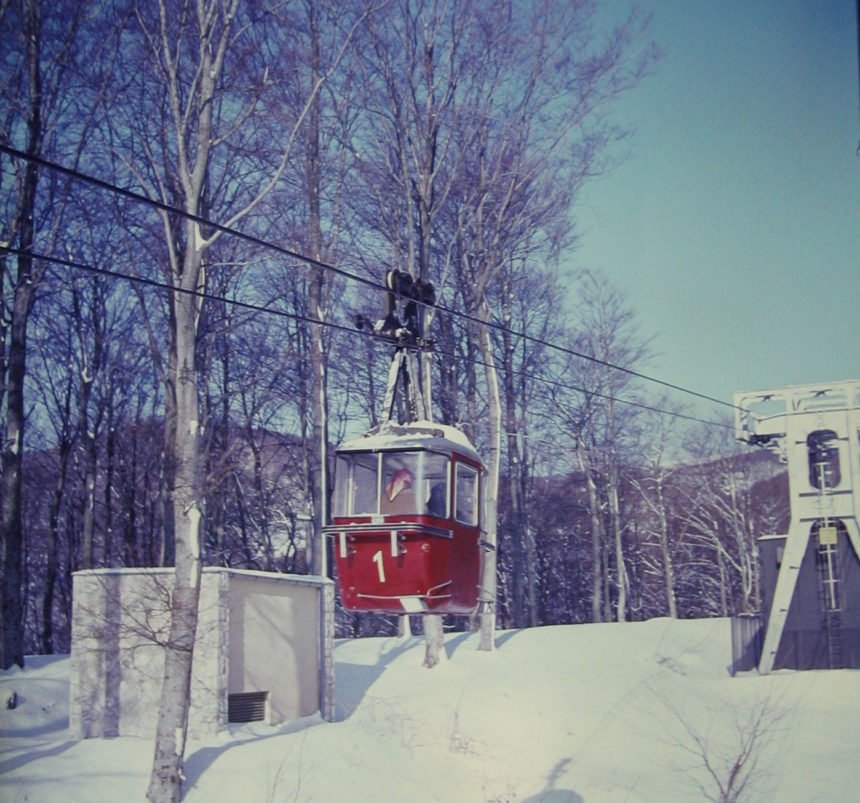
[72,281,105,570]
[655,475,678,619]
[608,458,626,622]
[143,0,234,795]
[502,297,527,627]
[132,1,364,788]
[423,614,445,667]
[477,300,501,651]
[632,415,680,620]
[147,272,204,802]
[305,0,328,578]
[579,444,605,624]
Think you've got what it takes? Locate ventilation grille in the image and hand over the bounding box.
[228,691,268,723]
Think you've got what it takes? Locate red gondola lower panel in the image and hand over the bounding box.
[329,519,481,614]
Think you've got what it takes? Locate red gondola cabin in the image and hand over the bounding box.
[326,421,484,615]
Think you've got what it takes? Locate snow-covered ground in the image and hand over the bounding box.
[1,618,858,802]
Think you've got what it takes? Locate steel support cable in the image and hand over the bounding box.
[0,145,381,294]
[430,342,734,430]
[2,244,733,431]
[0,245,360,338]
[1,144,740,413]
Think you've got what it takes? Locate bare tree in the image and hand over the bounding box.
[679,425,782,616]
[283,0,373,575]
[101,1,287,796]
[0,0,42,669]
[0,0,109,668]
[628,403,687,619]
[127,2,238,790]
[349,0,656,649]
[497,264,563,627]
[554,271,650,623]
[25,246,141,651]
[28,312,76,652]
[454,3,657,641]
[92,0,371,795]
[655,687,788,803]
[349,0,489,663]
[304,0,330,578]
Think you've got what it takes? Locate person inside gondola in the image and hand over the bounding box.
[427,482,446,517]
[383,467,416,514]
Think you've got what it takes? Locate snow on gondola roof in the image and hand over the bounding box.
[337,420,481,464]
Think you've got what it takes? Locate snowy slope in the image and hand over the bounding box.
[1,618,858,802]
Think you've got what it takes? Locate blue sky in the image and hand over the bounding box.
[572,0,859,415]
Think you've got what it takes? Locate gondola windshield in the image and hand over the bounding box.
[334,450,451,518]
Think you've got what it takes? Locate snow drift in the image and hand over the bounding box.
[1,617,858,802]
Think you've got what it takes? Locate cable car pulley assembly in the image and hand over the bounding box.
[356,269,436,424]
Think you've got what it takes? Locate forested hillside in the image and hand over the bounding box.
[19,419,787,652]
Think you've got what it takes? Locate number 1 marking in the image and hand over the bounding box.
[372,549,386,583]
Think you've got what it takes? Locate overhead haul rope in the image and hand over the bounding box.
[1,244,734,432]
[1,145,739,414]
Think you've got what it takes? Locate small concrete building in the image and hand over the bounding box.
[69,567,334,739]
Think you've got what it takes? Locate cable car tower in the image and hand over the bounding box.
[735,379,860,672]
[324,272,486,615]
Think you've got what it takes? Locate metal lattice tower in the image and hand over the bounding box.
[734,379,860,674]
